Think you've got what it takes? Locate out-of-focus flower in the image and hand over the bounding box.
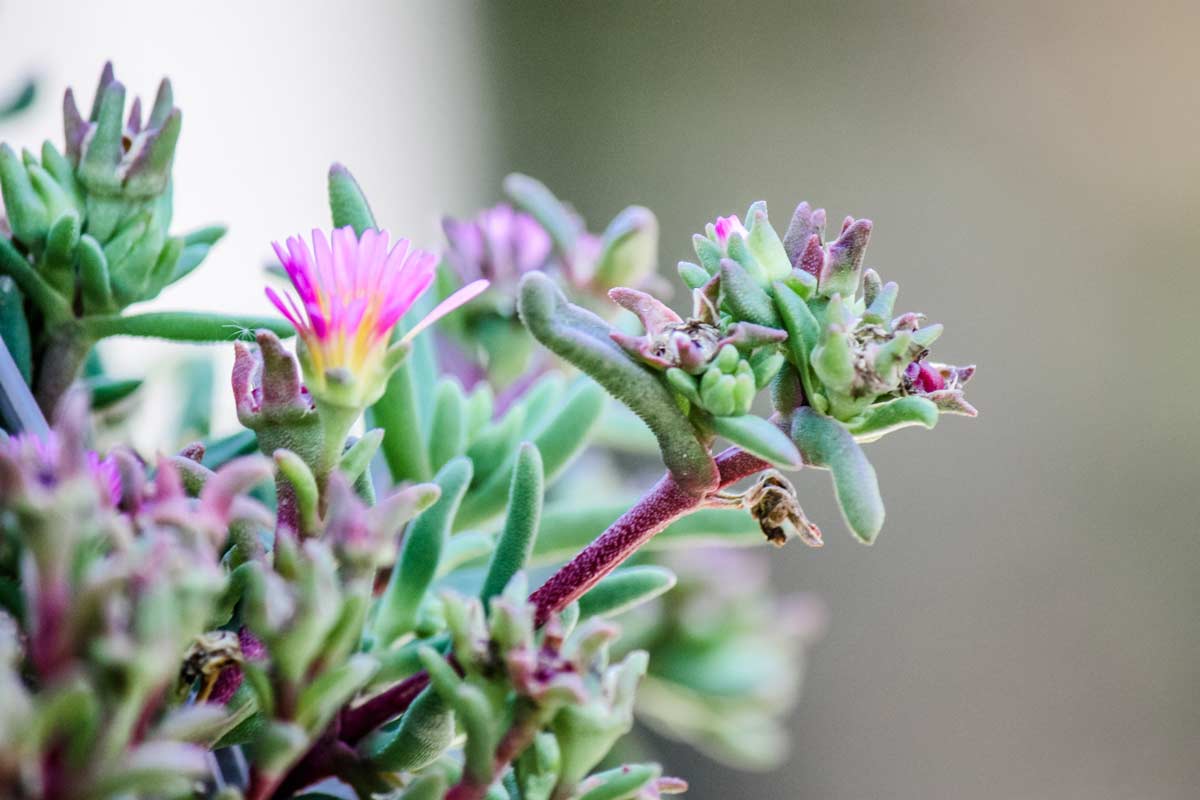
[1,426,121,511]
[443,204,553,299]
[266,226,487,410]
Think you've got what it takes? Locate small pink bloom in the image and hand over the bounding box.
[266,226,487,387]
[906,360,946,393]
[712,214,748,246]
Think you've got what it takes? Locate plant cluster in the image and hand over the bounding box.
[0,65,975,799]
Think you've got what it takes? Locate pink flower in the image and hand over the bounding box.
[442,203,553,287]
[712,214,749,246]
[266,226,487,403]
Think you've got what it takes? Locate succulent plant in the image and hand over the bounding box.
[0,63,978,800]
[0,64,293,415]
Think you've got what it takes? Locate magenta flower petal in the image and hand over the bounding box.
[402,279,491,344]
[268,226,487,389]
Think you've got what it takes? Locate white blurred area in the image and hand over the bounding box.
[0,0,492,445]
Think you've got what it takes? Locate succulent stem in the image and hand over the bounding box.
[33,324,91,415]
[278,445,773,799]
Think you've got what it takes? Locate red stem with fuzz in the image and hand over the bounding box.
[276,446,769,796]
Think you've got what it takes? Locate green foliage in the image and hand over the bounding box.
[0,71,976,797]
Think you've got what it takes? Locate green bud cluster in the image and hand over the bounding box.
[0,63,222,317]
[665,342,774,417]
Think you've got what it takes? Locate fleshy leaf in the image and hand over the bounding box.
[594,205,657,289]
[457,378,603,527]
[328,162,377,234]
[361,688,455,772]
[0,277,32,385]
[517,272,716,495]
[578,566,677,619]
[480,442,544,605]
[846,396,939,443]
[710,414,801,470]
[719,258,780,327]
[427,378,467,473]
[790,408,884,543]
[374,457,473,646]
[81,311,294,342]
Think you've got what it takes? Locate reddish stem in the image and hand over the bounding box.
[446,702,545,800]
[279,446,768,795]
[530,446,765,623]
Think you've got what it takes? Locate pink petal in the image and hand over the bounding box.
[402,279,489,343]
[265,287,301,329]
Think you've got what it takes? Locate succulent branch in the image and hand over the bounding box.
[0,63,976,800]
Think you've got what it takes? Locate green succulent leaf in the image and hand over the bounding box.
[428,378,468,473]
[457,376,606,528]
[578,566,677,619]
[790,407,884,543]
[0,277,32,385]
[719,258,780,327]
[575,763,662,800]
[771,281,822,403]
[677,261,710,290]
[480,442,544,605]
[295,653,379,733]
[273,449,320,535]
[339,428,384,484]
[436,531,495,578]
[846,396,939,443]
[710,414,801,470]
[361,688,455,772]
[593,205,657,289]
[81,311,294,342]
[518,272,716,495]
[328,162,377,234]
[84,375,142,410]
[375,457,473,646]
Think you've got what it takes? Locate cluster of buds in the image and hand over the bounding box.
[209,475,435,789]
[518,197,976,540]
[0,63,223,318]
[609,285,787,419]
[371,576,681,800]
[0,397,273,798]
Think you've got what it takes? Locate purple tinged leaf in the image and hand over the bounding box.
[608,287,681,334]
[200,455,273,522]
[796,233,825,279]
[88,62,116,121]
[819,218,872,298]
[783,201,827,266]
[148,78,174,128]
[79,79,126,192]
[717,321,788,351]
[62,89,89,163]
[123,108,181,197]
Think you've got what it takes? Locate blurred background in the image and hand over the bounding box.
[3,1,1198,798]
